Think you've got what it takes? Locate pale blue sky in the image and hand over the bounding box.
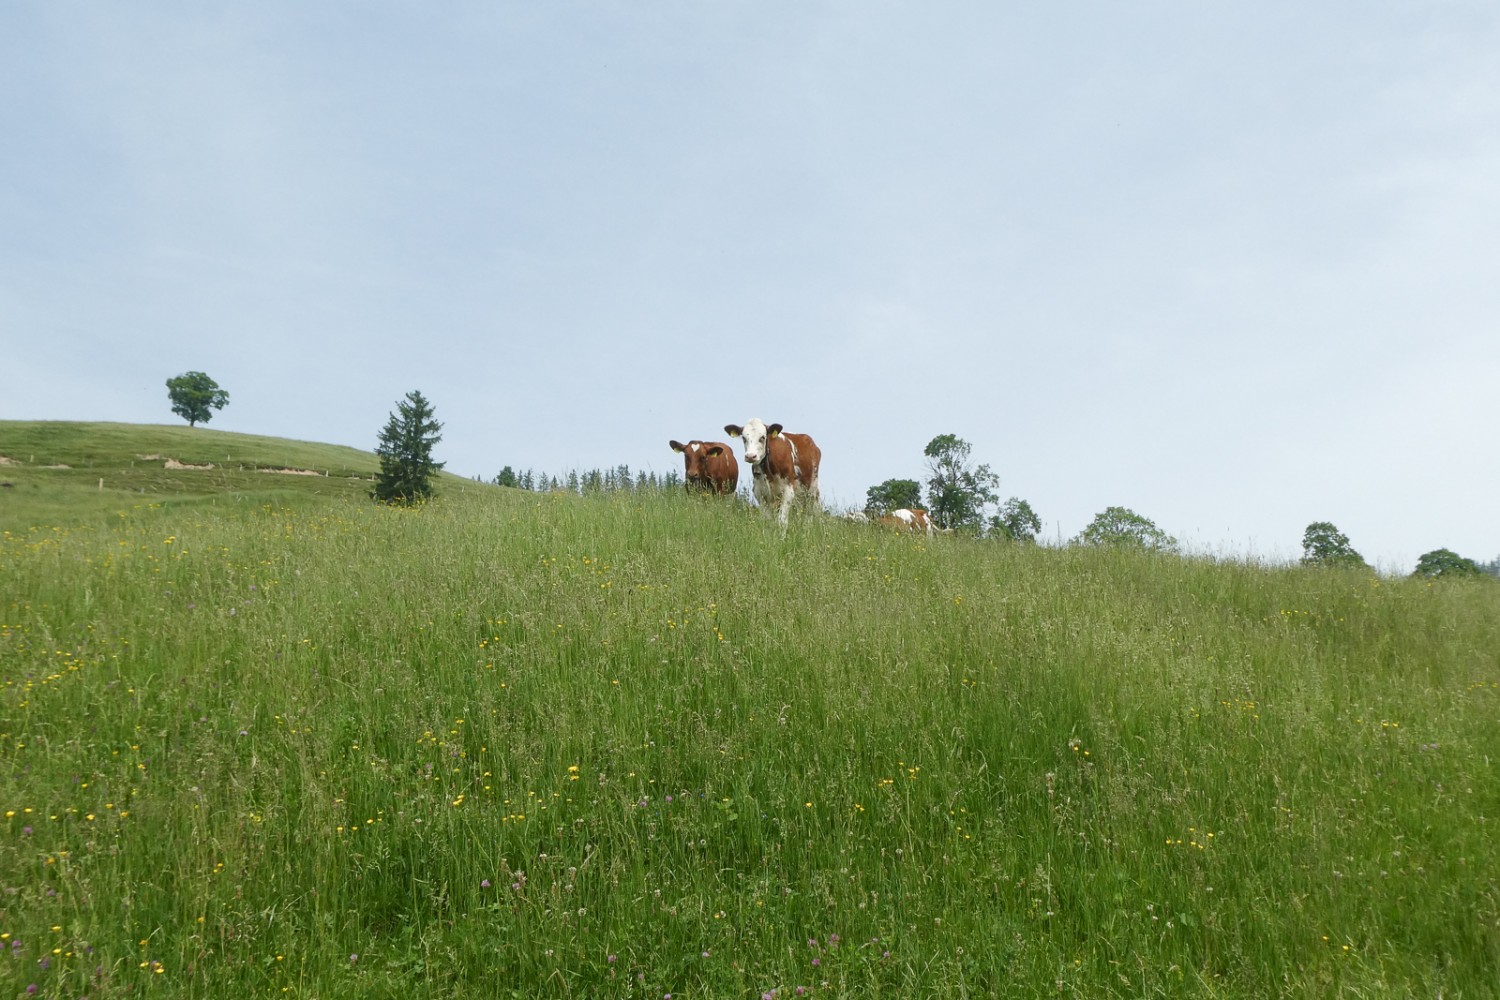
[4,2,1497,571]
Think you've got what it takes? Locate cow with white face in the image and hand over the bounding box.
[724,419,821,524]
[668,439,739,495]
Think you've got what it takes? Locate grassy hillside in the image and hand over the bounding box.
[2,424,1498,998]
[0,421,479,531]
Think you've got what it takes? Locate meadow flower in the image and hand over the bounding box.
[481,880,491,888]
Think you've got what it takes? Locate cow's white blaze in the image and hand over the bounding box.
[733,418,770,465]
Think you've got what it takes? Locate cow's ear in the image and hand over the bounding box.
[767,423,783,437]
[706,446,723,457]
[670,440,686,453]
[725,424,742,438]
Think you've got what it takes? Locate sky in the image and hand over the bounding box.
[4,2,1497,572]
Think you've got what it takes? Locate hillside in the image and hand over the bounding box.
[2,422,1498,997]
[0,421,483,531]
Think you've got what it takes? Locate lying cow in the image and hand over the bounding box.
[877,507,934,535]
[668,439,739,495]
[724,419,821,525]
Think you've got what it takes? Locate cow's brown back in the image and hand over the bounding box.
[768,432,820,488]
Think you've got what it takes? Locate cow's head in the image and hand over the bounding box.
[670,439,725,479]
[724,419,781,465]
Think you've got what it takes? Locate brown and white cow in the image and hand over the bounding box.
[723,419,821,524]
[877,508,934,535]
[668,439,739,495]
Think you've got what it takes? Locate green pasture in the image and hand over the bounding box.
[2,423,1497,998]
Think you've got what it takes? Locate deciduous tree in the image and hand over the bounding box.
[923,434,1000,533]
[864,478,923,515]
[1300,521,1367,569]
[991,497,1042,543]
[373,390,444,505]
[1412,548,1483,579]
[165,371,229,427]
[1074,506,1176,550]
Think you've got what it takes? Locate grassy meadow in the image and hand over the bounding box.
[2,423,1498,998]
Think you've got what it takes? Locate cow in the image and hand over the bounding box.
[668,439,739,495]
[877,507,934,535]
[724,419,821,525]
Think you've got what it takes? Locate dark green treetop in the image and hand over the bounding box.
[923,434,1000,533]
[373,390,445,505]
[992,497,1042,543]
[1412,548,1483,579]
[864,478,923,515]
[1300,521,1367,569]
[165,371,230,427]
[1074,506,1177,551]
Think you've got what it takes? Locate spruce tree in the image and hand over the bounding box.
[372,390,444,505]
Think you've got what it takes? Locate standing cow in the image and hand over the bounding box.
[668,439,739,495]
[724,419,821,525]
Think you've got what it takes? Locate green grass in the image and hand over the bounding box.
[2,423,1498,998]
[0,421,480,530]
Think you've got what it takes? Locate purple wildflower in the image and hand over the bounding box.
[481,880,491,889]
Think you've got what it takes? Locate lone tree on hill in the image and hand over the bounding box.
[373,390,444,505]
[1412,548,1483,580]
[864,478,923,515]
[1073,506,1177,551]
[165,371,230,427]
[1300,521,1367,569]
[923,434,1000,533]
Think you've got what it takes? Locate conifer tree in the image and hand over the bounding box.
[372,390,444,505]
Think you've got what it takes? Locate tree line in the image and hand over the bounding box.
[491,465,683,494]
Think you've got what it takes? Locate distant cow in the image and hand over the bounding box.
[669,439,739,495]
[878,508,934,535]
[724,419,821,524]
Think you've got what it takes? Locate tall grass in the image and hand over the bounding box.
[2,486,1497,998]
